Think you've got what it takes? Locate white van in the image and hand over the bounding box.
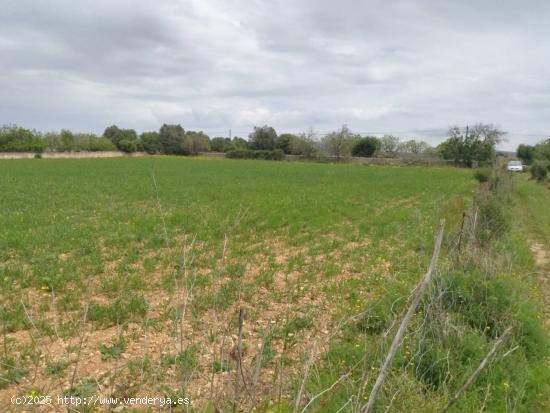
[507,160,523,172]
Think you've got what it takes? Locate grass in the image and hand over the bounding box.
[1,156,546,411]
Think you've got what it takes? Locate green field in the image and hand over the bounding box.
[0,157,547,412]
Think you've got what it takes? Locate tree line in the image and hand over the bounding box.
[0,122,518,168]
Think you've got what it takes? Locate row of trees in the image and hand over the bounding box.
[0,125,117,153]
[103,124,211,155]
[1,122,512,168]
[244,125,433,159]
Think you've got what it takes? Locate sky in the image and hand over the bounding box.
[1,0,550,150]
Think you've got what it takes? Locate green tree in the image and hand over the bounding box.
[534,139,550,161]
[275,133,298,154]
[117,139,137,153]
[140,132,161,154]
[378,135,400,157]
[86,136,116,151]
[398,139,431,154]
[159,124,188,155]
[103,125,138,151]
[43,132,63,152]
[231,137,248,150]
[211,137,231,152]
[516,144,535,165]
[352,137,380,157]
[0,125,45,153]
[248,126,277,150]
[321,125,359,158]
[289,132,317,156]
[60,129,75,151]
[438,124,504,167]
[185,131,211,154]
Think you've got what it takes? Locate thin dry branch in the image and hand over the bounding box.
[69,303,90,390]
[233,308,246,413]
[249,317,272,410]
[441,326,513,413]
[294,342,317,413]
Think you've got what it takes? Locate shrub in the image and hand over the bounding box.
[275,133,297,154]
[117,139,137,153]
[289,133,317,156]
[226,149,284,160]
[0,125,45,153]
[351,137,379,157]
[225,149,249,159]
[263,149,285,160]
[473,168,491,183]
[210,137,232,152]
[140,131,161,154]
[84,136,116,151]
[517,144,536,165]
[475,191,509,242]
[103,125,138,151]
[530,161,549,182]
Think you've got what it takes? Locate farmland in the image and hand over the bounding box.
[0,157,547,412]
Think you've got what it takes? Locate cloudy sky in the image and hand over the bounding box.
[1,0,549,149]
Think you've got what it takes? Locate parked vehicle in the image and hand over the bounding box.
[507,160,523,172]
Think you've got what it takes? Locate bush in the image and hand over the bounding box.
[289,134,317,156]
[210,137,232,152]
[530,161,549,182]
[351,137,379,157]
[140,131,161,154]
[275,133,297,154]
[225,149,249,159]
[226,149,284,160]
[475,191,509,242]
[473,168,491,183]
[103,125,138,151]
[517,144,536,165]
[0,125,45,152]
[83,136,116,151]
[117,139,137,153]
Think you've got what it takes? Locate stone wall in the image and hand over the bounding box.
[0,151,146,160]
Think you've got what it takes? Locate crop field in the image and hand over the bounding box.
[0,157,547,412]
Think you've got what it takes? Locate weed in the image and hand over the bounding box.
[88,295,148,327]
[64,377,97,398]
[99,336,126,360]
[44,360,69,377]
[0,357,27,387]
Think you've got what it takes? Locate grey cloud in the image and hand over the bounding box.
[1,0,550,149]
